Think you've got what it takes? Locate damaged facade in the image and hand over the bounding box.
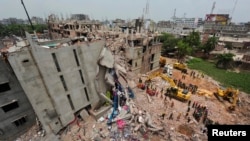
[48,17,162,74]
[6,32,113,135]
[0,54,36,141]
[48,14,101,39]
[125,32,162,74]
[2,15,162,139]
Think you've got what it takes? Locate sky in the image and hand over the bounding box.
[0,0,249,23]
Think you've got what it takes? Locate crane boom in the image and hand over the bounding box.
[210,1,216,14]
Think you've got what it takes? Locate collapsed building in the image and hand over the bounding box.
[5,33,111,135]
[0,15,163,139]
[48,14,101,39]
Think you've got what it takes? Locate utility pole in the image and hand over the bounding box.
[21,0,34,31]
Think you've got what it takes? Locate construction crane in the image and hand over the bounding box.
[210,1,216,14]
[20,0,34,30]
[231,0,238,21]
[172,8,176,20]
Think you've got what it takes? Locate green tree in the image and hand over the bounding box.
[176,40,193,61]
[0,24,48,37]
[216,53,235,69]
[203,36,218,54]
[184,31,201,47]
[159,32,179,55]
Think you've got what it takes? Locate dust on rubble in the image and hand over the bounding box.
[59,60,249,141]
[18,58,250,141]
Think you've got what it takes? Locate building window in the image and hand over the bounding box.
[143,46,146,53]
[73,49,80,66]
[60,75,68,91]
[84,87,90,101]
[1,100,19,112]
[22,59,29,63]
[79,70,85,84]
[150,64,153,70]
[151,54,155,62]
[52,53,61,72]
[0,82,10,93]
[67,94,75,110]
[135,62,137,67]
[12,116,27,127]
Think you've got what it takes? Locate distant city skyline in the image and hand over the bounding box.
[0,0,249,23]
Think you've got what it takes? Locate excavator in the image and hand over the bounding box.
[214,87,239,111]
[160,73,191,101]
[143,68,191,101]
[173,62,188,74]
[143,69,163,96]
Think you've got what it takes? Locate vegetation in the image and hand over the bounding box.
[203,36,218,54]
[187,57,250,94]
[0,23,48,37]
[176,40,193,61]
[159,33,179,54]
[159,31,201,59]
[216,53,235,69]
[183,31,201,48]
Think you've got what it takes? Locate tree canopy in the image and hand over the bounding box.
[216,53,235,69]
[203,36,218,54]
[184,31,201,48]
[176,40,193,61]
[0,24,48,37]
[159,32,180,56]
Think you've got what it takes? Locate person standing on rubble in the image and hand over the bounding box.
[169,112,173,120]
[160,113,166,120]
[188,100,191,106]
[171,101,174,108]
[177,113,181,121]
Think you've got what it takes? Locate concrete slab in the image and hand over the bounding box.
[79,109,90,121]
[99,47,114,68]
[89,105,112,120]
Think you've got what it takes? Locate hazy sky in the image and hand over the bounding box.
[0,0,249,23]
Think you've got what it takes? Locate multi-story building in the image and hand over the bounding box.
[0,18,26,25]
[48,14,101,39]
[203,14,250,37]
[0,53,36,141]
[70,14,90,21]
[3,14,162,137]
[125,32,162,74]
[157,20,203,38]
[173,17,203,28]
[6,32,111,135]
[48,17,162,75]
[31,16,45,25]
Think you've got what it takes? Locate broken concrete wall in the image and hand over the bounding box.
[125,47,143,73]
[7,32,109,135]
[7,47,62,134]
[78,40,110,107]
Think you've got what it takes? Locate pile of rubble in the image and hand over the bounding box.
[59,57,250,141]
[15,119,46,141]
